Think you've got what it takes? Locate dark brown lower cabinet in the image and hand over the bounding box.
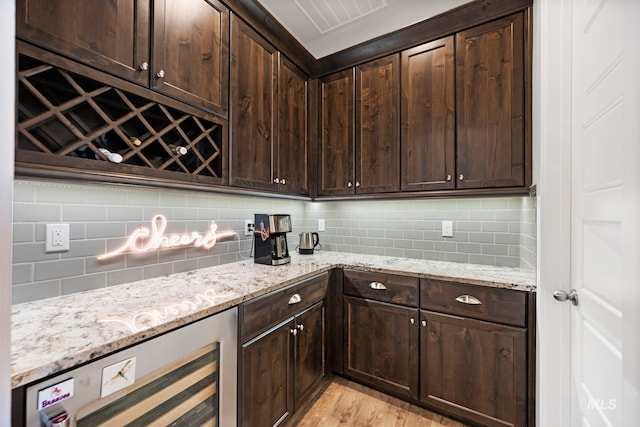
[240,320,293,427]
[341,273,533,426]
[239,301,326,427]
[343,296,419,398]
[421,311,528,427]
[294,302,326,408]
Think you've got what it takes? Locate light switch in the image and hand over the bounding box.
[441,221,453,237]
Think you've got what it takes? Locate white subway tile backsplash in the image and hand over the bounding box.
[144,263,173,278]
[86,222,126,239]
[469,254,497,266]
[13,243,57,263]
[87,187,128,205]
[63,205,107,222]
[12,224,34,243]
[108,206,144,221]
[457,242,482,254]
[12,180,536,304]
[107,268,144,286]
[481,222,509,233]
[34,259,84,281]
[445,210,469,220]
[446,252,469,263]
[481,244,509,256]
[12,280,60,304]
[37,184,87,204]
[62,273,106,295]
[14,204,61,222]
[434,241,457,252]
[12,264,32,284]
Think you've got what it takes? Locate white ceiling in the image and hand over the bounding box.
[255,0,471,58]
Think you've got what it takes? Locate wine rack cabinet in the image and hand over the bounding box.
[15,42,228,188]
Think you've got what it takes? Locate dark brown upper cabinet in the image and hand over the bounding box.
[318,69,354,196]
[355,54,400,194]
[152,0,229,116]
[319,54,400,196]
[455,12,526,189]
[230,16,278,192]
[278,58,309,195]
[17,0,150,85]
[17,0,229,116]
[401,37,455,192]
[230,17,309,195]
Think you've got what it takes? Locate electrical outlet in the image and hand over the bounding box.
[244,220,255,236]
[441,220,453,238]
[45,224,70,252]
[318,219,325,232]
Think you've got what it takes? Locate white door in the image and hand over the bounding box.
[563,0,640,425]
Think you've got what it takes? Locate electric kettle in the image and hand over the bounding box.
[298,232,320,255]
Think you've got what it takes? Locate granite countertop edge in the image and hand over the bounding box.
[11,251,536,389]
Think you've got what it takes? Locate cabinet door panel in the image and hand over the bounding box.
[294,302,326,409]
[230,16,278,190]
[279,58,309,195]
[319,70,354,196]
[240,321,293,427]
[17,0,150,85]
[456,13,525,189]
[343,296,419,398]
[401,37,455,191]
[421,311,527,427]
[356,54,400,193]
[153,0,229,115]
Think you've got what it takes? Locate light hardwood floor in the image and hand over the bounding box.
[292,377,470,427]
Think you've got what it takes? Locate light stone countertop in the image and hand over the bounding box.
[11,251,536,389]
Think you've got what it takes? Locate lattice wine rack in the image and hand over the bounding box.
[15,44,227,187]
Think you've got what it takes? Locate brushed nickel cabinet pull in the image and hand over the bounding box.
[410,318,415,324]
[290,328,297,336]
[347,181,353,188]
[156,69,165,79]
[369,282,387,290]
[459,174,465,181]
[455,294,482,305]
[421,320,427,327]
[280,178,286,185]
[139,62,149,71]
[288,293,302,304]
[297,324,304,332]
[446,174,452,181]
[273,177,280,184]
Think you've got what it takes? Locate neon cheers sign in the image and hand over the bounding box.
[97,214,237,261]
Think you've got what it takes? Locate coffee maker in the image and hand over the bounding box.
[254,214,292,265]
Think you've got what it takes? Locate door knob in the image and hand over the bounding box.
[553,289,579,306]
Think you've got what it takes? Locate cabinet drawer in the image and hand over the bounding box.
[240,272,329,343]
[343,270,418,307]
[421,279,527,327]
